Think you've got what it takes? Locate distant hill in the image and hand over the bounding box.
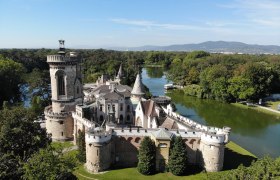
[110,41,280,54]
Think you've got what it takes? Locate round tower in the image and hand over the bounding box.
[199,132,227,172]
[45,40,83,141]
[85,128,113,173]
[131,73,145,105]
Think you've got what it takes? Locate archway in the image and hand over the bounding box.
[119,115,124,124]
[135,116,142,127]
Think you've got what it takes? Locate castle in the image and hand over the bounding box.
[44,40,231,173]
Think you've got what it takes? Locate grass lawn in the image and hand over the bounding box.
[231,102,280,117]
[51,141,74,149]
[72,141,256,180]
[225,141,256,158]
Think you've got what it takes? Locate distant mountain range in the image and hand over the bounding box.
[109,41,280,54]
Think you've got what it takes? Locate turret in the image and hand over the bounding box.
[45,40,83,141]
[85,128,112,173]
[199,129,228,172]
[131,73,145,105]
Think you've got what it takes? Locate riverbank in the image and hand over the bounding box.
[73,141,256,180]
[231,102,280,118]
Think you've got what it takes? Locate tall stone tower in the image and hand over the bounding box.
[44,40,83,141]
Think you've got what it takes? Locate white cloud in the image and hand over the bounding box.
[220,0,280,28]
[110,18,204,31]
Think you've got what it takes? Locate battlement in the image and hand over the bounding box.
[162,106,230,135]
[47,54,79,63]
[201,133,225,144]
[44,105,71,119]
[85,129,112,143]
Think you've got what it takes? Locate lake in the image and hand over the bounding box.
[142,67,280,158]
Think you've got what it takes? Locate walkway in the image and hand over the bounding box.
[255,105,280,114]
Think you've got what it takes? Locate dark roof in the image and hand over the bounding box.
[140,100,157,117]
[160,117,179,130]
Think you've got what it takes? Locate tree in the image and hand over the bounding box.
[23,146,77,180]
[168,136,188,175]
[0,57,25,106]
[0,106,51,160]
[228,76,255,101]
[0,153,23,179]
[77,130,86,163]
[207,156,280,179]
[137,136,156,175]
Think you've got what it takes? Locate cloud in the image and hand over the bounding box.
[220,0,280,28]
[110,18,204,31]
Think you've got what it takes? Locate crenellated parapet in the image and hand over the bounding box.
[85,128,113,144]
[44,105,72,120]
[47,54,79,64]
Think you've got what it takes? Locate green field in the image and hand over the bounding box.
[72,141,256,180]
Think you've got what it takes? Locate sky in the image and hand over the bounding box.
[0,0,280,48]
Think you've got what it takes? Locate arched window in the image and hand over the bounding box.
[127,105,130,112]
[126,115,130,122]
[99,115,104,123]
[77,86,79,94]
[56,71,66,96]
[58,75,65,95]
[119,115,124,124]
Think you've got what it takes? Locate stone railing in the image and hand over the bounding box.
[72,112,96,129]
[47,55,79,63]
[44,106,71,119]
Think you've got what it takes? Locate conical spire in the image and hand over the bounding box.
[116,64,123,79]
[131,73,145,95]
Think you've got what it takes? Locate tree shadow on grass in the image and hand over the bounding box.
[223,147,257,170]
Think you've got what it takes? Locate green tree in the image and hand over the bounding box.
[228,76,255,101]
[0,57,25,106]
[168,136,188,176]
[0,153,23,179]
[23,146,77,180]
[0,106,51,160]
[137,136,156,175]
[77,130,86,163]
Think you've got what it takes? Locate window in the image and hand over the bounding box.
[126,115,130,122]
[112,105,115,112]
[127,105,130,112]
[120,104,123,111]
[58,75,65,95]
[59,121,63,125]
[107,104,110,111]
[97,149,99,156]
[61,132,63,136]
[158,143,167,148]
[99,105,103,111]
[77,86,79,94]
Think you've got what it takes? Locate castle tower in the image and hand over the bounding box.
[131,73,145,105]
[85,128,113,173]
[44,40,83,141]
[199,127,231,172]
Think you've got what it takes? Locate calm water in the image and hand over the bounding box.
[142,67,280,158]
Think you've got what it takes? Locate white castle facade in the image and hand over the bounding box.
[45,41,231,173]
